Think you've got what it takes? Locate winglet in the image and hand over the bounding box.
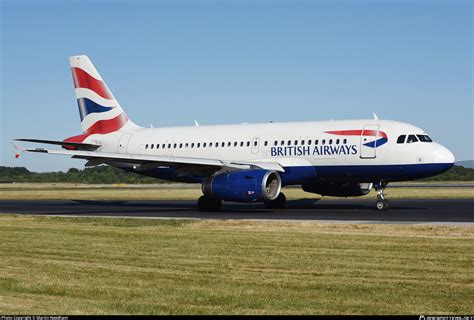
[373,113,379,120]
[11,142,25,159]
[194,120,200,126]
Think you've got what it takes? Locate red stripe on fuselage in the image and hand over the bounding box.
[325,130,387,139]
[71,67,114,100]
[84,113,128,135]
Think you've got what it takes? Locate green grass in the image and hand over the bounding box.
[0,183,472,200]
[0,215,472,314]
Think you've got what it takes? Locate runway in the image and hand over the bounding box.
[0,199,472,225]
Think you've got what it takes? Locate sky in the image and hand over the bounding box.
[1,0,472,172]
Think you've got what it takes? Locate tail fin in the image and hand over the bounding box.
[70,55,140,134]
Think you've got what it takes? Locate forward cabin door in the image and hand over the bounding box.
[359,125,379,159]
[117,133,132,154]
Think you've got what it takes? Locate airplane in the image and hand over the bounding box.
[14,55,455,211]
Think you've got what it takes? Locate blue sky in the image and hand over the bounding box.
[1,0,472,172]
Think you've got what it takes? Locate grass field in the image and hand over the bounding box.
[0,215,472,315]
[0,183,473,200]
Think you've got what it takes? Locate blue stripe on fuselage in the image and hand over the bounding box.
[123,162,453,185]
[77,98,114,121]
[363,137,388,148]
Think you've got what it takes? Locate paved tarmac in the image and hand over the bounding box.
[0,199,472,225]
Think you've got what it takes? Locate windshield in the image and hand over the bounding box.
[406,135,418,143]
[417,134,433,142]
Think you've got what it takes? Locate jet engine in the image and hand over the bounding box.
[202,169,282,202]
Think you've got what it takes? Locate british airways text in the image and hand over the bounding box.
[270,145,357,157]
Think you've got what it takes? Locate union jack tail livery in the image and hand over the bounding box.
[70,55,139,134]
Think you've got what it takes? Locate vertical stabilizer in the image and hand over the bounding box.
[69,55,140,134]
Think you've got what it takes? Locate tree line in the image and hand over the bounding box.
[0,166,160,184]
[0,164,473,184]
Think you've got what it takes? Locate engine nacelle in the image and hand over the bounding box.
[302,182,373,197]
[202,170,282,203]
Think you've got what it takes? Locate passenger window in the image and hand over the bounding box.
[168,144,171,148]
[162,144,165,149]
[247,141,250,147]
[203,143,206,147]
[322,140,326,145]
[315,140,318,145]
[264,141,268,146]
[281,140,284,146]
[151,144,154,149]
[179,143,182,148]
[145,144,149,149]
[185,143,189,148]
[343,139,347,144]
[287,140,291,146]
[254,141,257,146]
[397,135,406,144]
[329,139,332,145]
[227,142,231,147]
[336,139,340,145]
[221,142,225,147]
[301,140,305,145]
[240,141,244,147]
[157,144,160,149]
[308,140,312,145]
[173,143,177,148]
[274,141,278,146]
[407,135,418,143]
[294,140,298,145]
[197,143,201,148]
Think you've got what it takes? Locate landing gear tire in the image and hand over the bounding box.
[376,199,389,211]
[264,192,287,209]
[374,181,389,211]
[197,196,222,212]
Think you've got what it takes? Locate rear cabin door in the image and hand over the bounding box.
[359,125,379,159]
[117,133,132,154]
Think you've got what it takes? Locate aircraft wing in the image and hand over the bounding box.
[20,146,284,176]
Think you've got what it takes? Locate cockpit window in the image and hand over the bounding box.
[417,135,433,142]
[397,135,406,144]
[406,135,418,143]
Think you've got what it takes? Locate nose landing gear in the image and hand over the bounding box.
[374,182,389,211]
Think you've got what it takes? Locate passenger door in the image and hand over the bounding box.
[360,125,379,159]
[117,133,132,154]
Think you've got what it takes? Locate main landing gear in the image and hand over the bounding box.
[197,193,287,212]
[197,196,222,212]
[264,192,287,209]
[374,182,389,211]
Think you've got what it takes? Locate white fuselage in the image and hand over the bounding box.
[85,118,454,184]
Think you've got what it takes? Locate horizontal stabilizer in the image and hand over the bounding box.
[14,138,100,151]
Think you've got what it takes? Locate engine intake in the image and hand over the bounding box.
[202,170,282,203]
[302,182,373,197]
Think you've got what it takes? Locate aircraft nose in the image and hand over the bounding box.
[433,144,455,164]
